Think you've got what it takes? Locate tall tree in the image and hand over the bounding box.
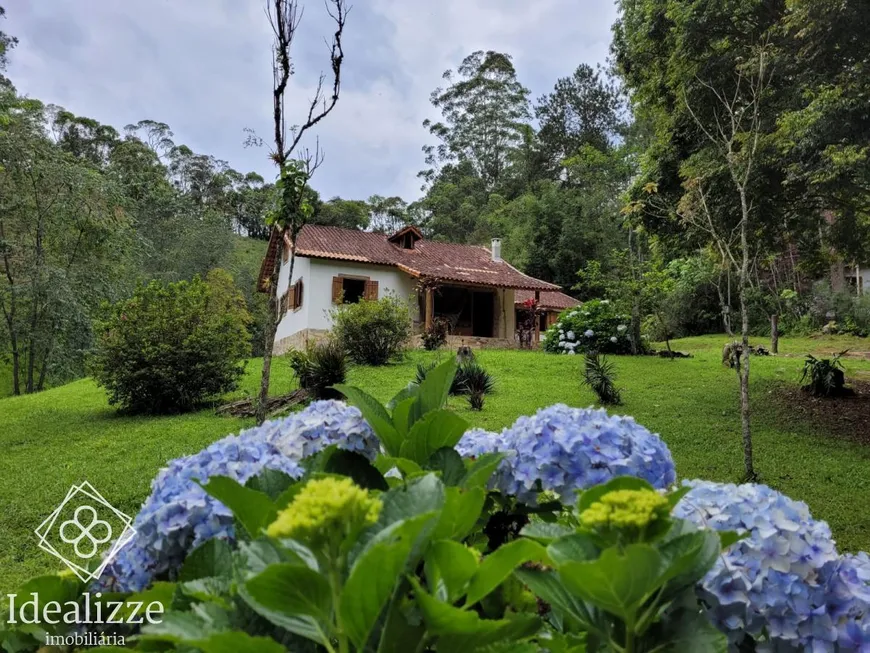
[421,51,531,191]
[0,90,132,393]
[256,0,348,425]
[314,197,370,230]
[614,0,786,479]
[0,4,17,86]
[535,64,624,175]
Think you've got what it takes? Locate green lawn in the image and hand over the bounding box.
[1,334,869,593]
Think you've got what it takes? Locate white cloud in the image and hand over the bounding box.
[3,0,617,201]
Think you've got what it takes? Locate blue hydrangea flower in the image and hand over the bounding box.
[674,480,870,651]
[100,401,377,591]
[457,404,676,505]
[266,400,379,461]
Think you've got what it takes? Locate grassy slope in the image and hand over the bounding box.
[1,334,869,592]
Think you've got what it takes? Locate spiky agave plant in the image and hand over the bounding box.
[455,361,495,397]
[582,351,622,405]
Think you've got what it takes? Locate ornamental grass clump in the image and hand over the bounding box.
[456,404,676,504]
[581,350,621,405]
[673,480,870,650]
[100,401,377,591]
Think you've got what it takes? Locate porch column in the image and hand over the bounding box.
[425,286,434,330]
[534,290,540,344]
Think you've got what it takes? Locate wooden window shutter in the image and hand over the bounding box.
[296,279,303,308]
[282,241,290,263]
[332,277,343,304]
[287,284,297,311]
[364,279,379,301]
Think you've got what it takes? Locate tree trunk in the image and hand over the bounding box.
[255,230,286,425]
[738,195,755,481]
[630,297,641,355]
[770,314,779,355]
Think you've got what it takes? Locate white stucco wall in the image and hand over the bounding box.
[845,266,870,294]
[274,256,418,343]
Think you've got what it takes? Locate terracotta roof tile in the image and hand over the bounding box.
[515,289,581,311]
[260,225,561,292]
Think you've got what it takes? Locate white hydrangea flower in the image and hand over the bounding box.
[567,349,576,355]
[610,336,618,343]
[600,300,610,304]
[617,324,627,333]
[584,329,595,337]
[566,330,575,340]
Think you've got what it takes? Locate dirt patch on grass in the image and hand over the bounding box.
[771,380,870,444]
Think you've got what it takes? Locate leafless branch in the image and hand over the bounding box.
[268,0,348,168]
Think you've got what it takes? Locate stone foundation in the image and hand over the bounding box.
[273,328,331,355]
[279,329,528,355]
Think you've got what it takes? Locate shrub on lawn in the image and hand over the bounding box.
[421,316,449,350]
[331,294,411,365]
[91,270,251,414]
[801,351,849,397]
[581,350,622,405]
[542,299,634,355]
[289,339,348,400]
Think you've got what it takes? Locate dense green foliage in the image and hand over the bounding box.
[289,339,348,400]
[331,295,412,365]
[543,300,634,355]
[800,352,848,397]
[91,270,251,414]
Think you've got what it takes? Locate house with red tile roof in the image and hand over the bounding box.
[258,224,570,353]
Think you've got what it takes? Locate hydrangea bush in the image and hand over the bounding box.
[541,299,633,355]
[101,401,376,591]
[456,404,676,504]
[9,354,868,653]
[675,480,870,650]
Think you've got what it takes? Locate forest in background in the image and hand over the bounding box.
[2,0,869,396]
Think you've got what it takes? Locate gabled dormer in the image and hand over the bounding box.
[388,225,423,250]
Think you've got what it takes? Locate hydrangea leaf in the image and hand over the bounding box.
[334,384,403,455]
[341,512,438,650]
[514,567,596,629]
[558,544,664,623]
[426,447,467,486]
[657,529,720,590]
[375,456,423,477]
[199,476,277,539]
[399,410,468,464]
[320,448,389,491]
[390,396,419,437]
[186,632,287,653]
[520,521,574,545]
[409,577,542,652]
[238,582,329,646]
[547,533,599,565]
[245,563,333,623]
[244,469,298,500]
[463,539,550,606]
[179,538,233,581]
[415,358,457,417]
[425,540,479,603]
[431,486,485,541]
[460,452,505,489]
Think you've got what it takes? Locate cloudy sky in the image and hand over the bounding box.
[4,0,617,201]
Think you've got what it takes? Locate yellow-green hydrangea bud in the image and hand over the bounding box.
[579,489,669,531]
[266,477,382,546]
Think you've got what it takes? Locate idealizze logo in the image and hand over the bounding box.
[34,481,136,582]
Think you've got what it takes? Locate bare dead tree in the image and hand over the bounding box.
[256,0,348,425]
[677,44,773,481]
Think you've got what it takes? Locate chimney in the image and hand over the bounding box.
[491,238,502,262]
